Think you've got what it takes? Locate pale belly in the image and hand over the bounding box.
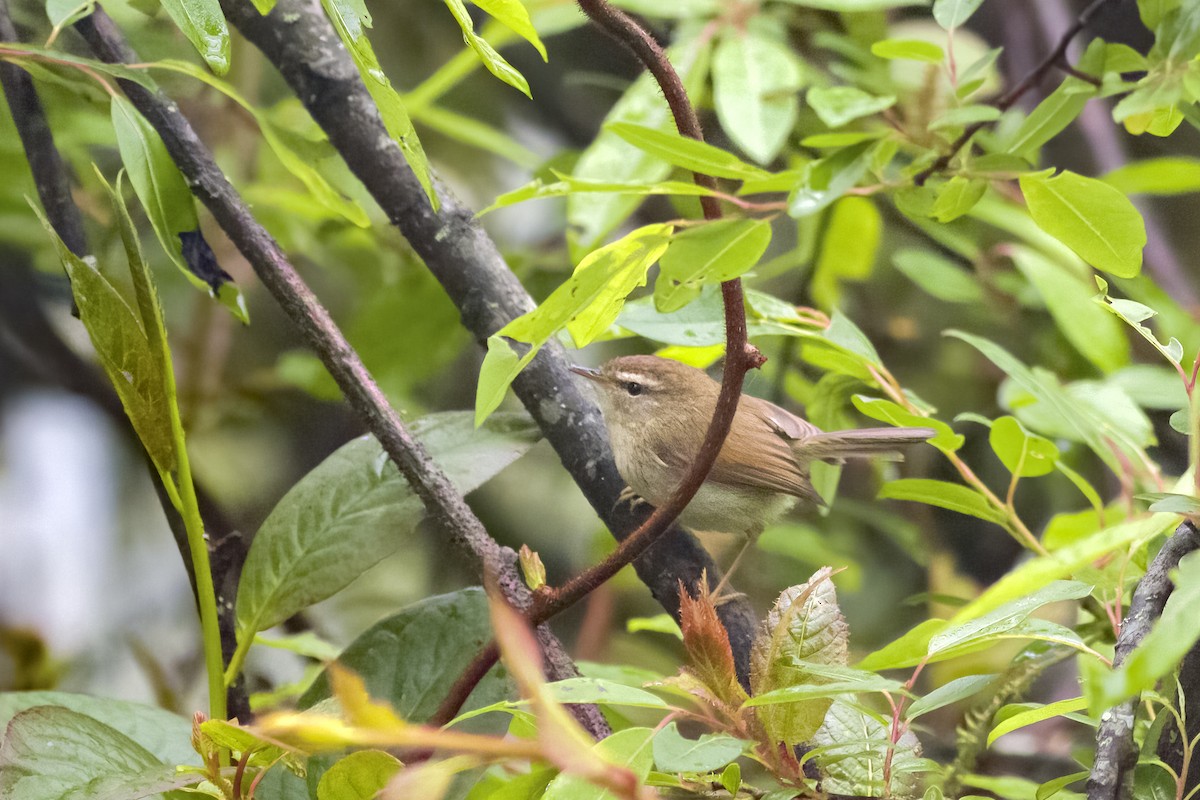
[615,445,798,537]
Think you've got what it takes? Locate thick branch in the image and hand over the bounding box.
[213,0,758,678]
[73,5,607,738]
[1087,521,1200,800]
[914,0,1114,186]
[427,0,763,726]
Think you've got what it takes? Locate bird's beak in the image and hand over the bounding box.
[569,364,603,382]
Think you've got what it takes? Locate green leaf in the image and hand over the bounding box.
[655,218,772,312]
[871,38,944,62]
[159,0,230,74]
[933,0,985,28]
[31,202,177,477]
[806,86,896,128]
[928,104,1002,131]
[652,723,747,773]
[1037,770,1091,800]
[1003,78,1096,157]
[906,674,996,720]
[0,707,196,799]
[1019,170,1146,279]
[1137,492,1200,514]
[45,0,95,29]
[109,95,248,322]
[989,415,1059,477]
[626,613,683,638]
[543,678,668,708]
[946,331,1122,470]
[472,0,547,60]
[856,619,947,671]
[950,505,1181,628]
[1089,555,1200,711]
[750,570,849,744]
[236,412,541,638]
[879,479,1006,524]
[851,396,963,453]
[320,0,436,206]
[811,701,922,798]
[892,249,983,303]
[442,0,531,96]
[713,26,804,164]
[607,122,767,180]
[1094,279,1184,369]
[301,589,512,727]
[931,176,987,223]
[475,223,673,422]
[1009,245,1130,372]
[1103,157,1200,195]
[317,750,403,800]
[788,141,872,217]
[156,59,371,227]
[927,581,1092,658]
[0,693,195,766]
[812,196,881,308]
[568,33,710,253]
[543,728,656,800]
[744,672,908,705]
[255,631,342,661]
[988,697,1088,746]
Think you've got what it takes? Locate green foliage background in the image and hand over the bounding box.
[4,0,1200,797]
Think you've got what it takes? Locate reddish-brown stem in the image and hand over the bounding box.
[232,750,250,800]
[428,0,762,729]
[914,0,1113,186]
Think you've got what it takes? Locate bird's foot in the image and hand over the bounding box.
[616,486,648,510]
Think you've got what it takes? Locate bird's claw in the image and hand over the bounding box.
[616,486,648,510]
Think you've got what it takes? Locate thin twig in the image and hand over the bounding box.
[914,0,1114,186]
[1088,521,1200,800]
[73,4,606,737]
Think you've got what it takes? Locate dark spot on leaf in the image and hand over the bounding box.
[179,229,233,293]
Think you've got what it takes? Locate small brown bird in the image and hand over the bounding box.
[571,355,934,593]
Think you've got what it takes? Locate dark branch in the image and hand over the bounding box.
[212,0,759,692]
[1087,521,1200,800]
[426,0,764,725]
[73,4,607,738]
[914,0,1114,186]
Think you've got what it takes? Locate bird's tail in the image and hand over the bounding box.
[795,427,936,463]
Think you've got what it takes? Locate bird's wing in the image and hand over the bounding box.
[704,396,819,499]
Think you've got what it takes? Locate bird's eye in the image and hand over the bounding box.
[625,381,643,396]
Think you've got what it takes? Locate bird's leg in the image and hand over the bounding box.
[708,535,753,606]
[616,485,648,510]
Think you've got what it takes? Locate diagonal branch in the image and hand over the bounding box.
[73,5,606,737]
[914,0,1114,186]
[428,0,765,726]
[212,0,759,680]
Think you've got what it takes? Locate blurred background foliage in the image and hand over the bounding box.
[1,0,1198,782]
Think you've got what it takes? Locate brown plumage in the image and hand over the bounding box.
[572,355,934,539]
